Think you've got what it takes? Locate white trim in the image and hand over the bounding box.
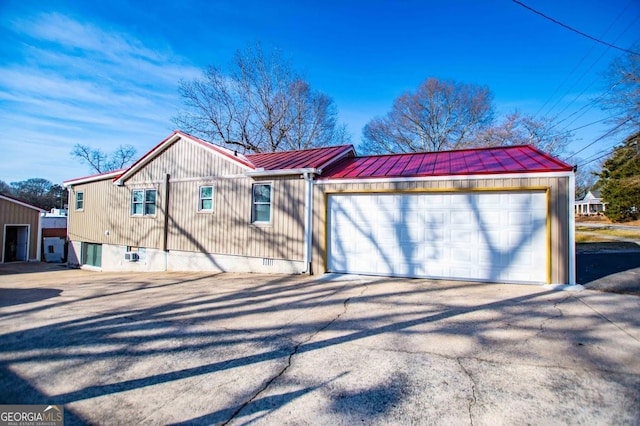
[315,171,574,185]
[246,168,319,177]
[197,185,215,213]
[75,191,85,211]
[168,174,248,183]
[63,170,122,187]
[251,182,273,224]
[0,195,45,212]
[568,172,577,285]
[302,172,314,273]
[2,224,31,263]
[36,216,42,262]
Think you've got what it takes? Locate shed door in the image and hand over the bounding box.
[327,191,548,284]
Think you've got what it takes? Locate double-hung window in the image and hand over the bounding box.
[75,192,84,210]
[251,183,272,223]
[198,186,214,212]
[131,189,156,216]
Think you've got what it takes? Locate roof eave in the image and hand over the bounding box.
[63,170,124,187]
[0,194,46,212]
[246,167,320,177]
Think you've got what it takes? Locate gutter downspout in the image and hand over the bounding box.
[163,173,170,271]
[36,213,42,262]
[302,171,314,274]
[568,170,576,285]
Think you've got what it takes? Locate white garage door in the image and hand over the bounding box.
[327,191,548,283]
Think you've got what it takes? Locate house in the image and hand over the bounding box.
[64,130,576,285]
[575,190,606,216]
[0,194,44,263]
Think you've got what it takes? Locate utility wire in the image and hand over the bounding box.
[512,0,640,56]
[533,1,636,119]
[566,118,631,161]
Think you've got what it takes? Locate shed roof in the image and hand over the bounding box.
[321,145,573,179]
[0,194,46,212]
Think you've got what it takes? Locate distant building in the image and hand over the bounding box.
[0,194,44,263]
[41,208,68,262]
[575,190,606,216]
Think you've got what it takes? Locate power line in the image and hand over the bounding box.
[577,148,614,168]
[532,1,637,120]
[512,0,640,56]
[567,118,631,161]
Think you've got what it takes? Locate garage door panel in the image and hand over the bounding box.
[327,191,548,284]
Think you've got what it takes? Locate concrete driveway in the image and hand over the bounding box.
[0,265,639,425]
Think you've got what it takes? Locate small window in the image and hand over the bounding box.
[252,183,271,223]
[198,186,214,212]
[75,192,84,210]
[131,189,157,216]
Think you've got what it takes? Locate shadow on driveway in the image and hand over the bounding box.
[577,242,640,295]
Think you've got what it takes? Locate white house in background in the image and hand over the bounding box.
[575,190,606,216]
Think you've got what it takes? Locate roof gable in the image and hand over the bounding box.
[583,190,602,201]
[0,194,46,212]
[113,130,255,185]
[321,145,573,180]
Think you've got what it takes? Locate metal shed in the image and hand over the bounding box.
[0,195,43,263]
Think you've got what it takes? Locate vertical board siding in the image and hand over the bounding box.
[0,198,41,261]
[313,176,571,283]
[68,139,307,262]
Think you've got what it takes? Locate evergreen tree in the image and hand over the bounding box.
[598,133,640,222]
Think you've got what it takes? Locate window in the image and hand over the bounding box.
[198,186,214,212]
[82,242,102,267]
[252,183,271,223]
[75,192,84,210]
[131,189,157,216]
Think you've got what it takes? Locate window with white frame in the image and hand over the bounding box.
[75,191,84,210]
[131,189,156,216]
[252,183,272,223]
[198,186,214,212]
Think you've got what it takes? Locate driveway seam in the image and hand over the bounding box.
[571,294,640,343]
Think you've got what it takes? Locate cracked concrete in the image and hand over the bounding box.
[456,358,477,426]
[0,266,639,425]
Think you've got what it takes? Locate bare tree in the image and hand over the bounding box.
[360,78,494,154]
[174,43,349,153]
[71,144,137,174]
[475,112,571,157]
[600,45,640,135]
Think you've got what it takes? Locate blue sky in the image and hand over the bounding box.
[1,0,638,184]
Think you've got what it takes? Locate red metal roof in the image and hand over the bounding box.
[246,145,354,170]
[320,145,573,179]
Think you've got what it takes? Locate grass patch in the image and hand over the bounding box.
[575,233,612,243]
[575,227,640,239]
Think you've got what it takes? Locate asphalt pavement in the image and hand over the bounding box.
[0,266,638,425]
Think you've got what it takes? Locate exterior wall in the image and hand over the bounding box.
[0,198,41,262]
[70,241,303,273]
[312,175,572,284]
[67,138,307,271]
